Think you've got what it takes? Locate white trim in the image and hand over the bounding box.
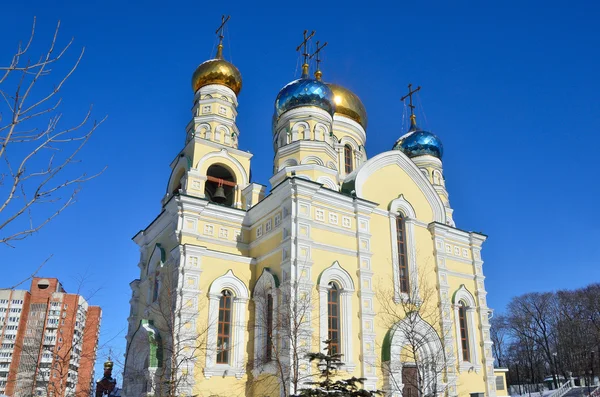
[452,285,481,373]
[205,270,249,379]
[388,195,418,303]
[317,261,355,371]
[385,313,446,397]
[195,148,249,186]
[252,269,279,374]
[353,151,446,224]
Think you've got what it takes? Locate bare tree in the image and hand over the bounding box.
[507,292,560,389]
[376,271,449,397]
[0,17,105,247]
[490,314,509,368]
[249,278,316,397]
[123,262,210,397]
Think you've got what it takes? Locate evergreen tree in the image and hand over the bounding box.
[294,340,382,397]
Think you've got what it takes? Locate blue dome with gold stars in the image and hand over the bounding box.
[393,120,444,160]
[274,77,335,118]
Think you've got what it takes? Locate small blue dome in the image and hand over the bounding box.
[394,129,444,160]
[275,78,335,118]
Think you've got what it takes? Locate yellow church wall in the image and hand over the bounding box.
[360,164,435,223]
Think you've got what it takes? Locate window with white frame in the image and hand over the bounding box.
[388,195,418,302]
[202,105,211,113]
[318,262,355,371]
[205,270,249,379]
[452,285,480,371]
[256,225,263,238]
[265,219,272,233]
[252,269,278,370]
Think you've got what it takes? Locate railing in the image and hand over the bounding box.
[548,380,573,397]
[589,386,600,397]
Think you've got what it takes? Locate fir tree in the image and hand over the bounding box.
[294,340,382,397]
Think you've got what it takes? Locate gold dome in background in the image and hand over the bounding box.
[191,45,242,95]
[327,83,367,130]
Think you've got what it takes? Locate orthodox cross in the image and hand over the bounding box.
[400,83,421,117]
[296,30,315,66]
[215,15,231,46]
[309,40,328,79]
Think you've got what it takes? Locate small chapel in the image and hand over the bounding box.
[123,17,508,397]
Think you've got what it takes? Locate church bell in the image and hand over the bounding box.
[213,185,227,203]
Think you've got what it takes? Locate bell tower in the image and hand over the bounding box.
[163,16,257,210]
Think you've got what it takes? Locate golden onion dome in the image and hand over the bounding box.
[326,83,367,130]
[191,44,242,95]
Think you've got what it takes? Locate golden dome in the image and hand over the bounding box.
[327,83,367,129]
[191,45,242,95]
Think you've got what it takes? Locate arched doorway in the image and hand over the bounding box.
[383,313,447,397]
[205,164,236,207]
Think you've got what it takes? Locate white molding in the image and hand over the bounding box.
[205,270,249,379]
[388,196,418,303]
[252,269,279,373]
[451,286,481,373]
[385,313,446,397]
[195,148,249,187]
[317,261,355,371]
[353,151,446,224]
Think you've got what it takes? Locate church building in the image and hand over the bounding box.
[123,19,508,397]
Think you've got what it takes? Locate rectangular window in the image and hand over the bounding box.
[266,294,273,361]
[396,215,410,293]
[458,304,470,362]
[495,375,505,390]
[274,213,281,227]
[202,105,211,114]
[217,291,232,364]
[256,225,263,238]
[327,283,340,355]
[344,145,353,174]
[265,219,272,233]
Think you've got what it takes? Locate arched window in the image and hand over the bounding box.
[328,282,340,355]
[205,164,236,207]
[152,270,160,303]
[265,294,273,361]
[344,145,353,174]
[451,286,479,371]
[396,214,409,293]
[458,301,470,362]
[217,290,233,364]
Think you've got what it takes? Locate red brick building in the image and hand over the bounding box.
[0,278,102,397]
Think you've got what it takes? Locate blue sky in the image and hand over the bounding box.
[1,0,599,379]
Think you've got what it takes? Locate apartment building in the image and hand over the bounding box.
[0,278,101,397]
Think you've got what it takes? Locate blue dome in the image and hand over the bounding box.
[394,129,444,160]
[275,78,335,118]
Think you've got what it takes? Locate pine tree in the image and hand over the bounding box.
[294,340,382,397]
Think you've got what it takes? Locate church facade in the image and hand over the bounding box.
[122,25,507,397]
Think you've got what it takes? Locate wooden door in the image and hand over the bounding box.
[402,366,419,397]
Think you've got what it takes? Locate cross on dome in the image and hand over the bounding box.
[296,30,315,77]
[309,40,328,81]
[214,15,231,59]
[401,83,421,129]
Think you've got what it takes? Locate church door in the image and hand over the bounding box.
[402,366,419,397]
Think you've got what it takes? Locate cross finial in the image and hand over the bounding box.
[309,40,328,81]
[296,30,315,77]
[214,15,231,59]
[401,83,421,129]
